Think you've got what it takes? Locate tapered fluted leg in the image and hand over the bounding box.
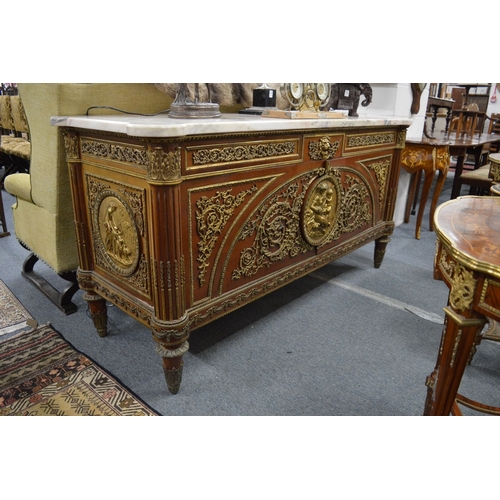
[83,291,108,338]
[424,307,485,416]
[374,236,390,269]
[155,341,190,394]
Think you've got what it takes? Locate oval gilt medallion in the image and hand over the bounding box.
[96,193,140,276]
[301,174,340,246]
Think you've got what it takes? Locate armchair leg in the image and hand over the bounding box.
[22,252,79,315]
[0,188,10,238]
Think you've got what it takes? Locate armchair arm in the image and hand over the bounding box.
[4,173,33,203]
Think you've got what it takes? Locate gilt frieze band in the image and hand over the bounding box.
[346,132,396,150]
[81,138,148,166]
[191,141,296,166]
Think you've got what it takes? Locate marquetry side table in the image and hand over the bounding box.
[401,142,450,239]
[424,196,500,416]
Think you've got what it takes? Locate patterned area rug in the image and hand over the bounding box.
[0,324,159,416]
[0,280,34,336]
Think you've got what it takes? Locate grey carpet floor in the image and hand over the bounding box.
[1,169,499,416]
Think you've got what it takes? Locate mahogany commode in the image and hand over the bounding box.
[53,113,410,394]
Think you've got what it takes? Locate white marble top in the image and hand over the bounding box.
[51,113,412,138]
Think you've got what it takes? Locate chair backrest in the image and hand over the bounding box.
[9,96,29,137]
[17,84,175,216]
[0,95,14,134]
[488,113,500,134]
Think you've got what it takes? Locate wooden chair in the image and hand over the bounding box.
[457,164,493,195]
[0,95,30,189]
[457,151,500,196]
[486,113,500,153]
[449,103,482,137]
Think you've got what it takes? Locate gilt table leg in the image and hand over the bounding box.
[424,306,486,416]
[83,291,108,338]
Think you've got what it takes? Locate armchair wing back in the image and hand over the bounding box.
[4,84,173,313]
[5,83,174,275]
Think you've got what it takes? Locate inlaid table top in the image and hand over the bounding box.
[434,196,500,279]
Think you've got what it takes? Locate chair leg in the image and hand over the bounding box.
[22,252,79,315]
[0,188,10,237]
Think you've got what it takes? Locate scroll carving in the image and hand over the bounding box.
[196,186,258,286]
[192,141,295,165]
[439,246,477,312]
[325,171,371,243]
[81,139,148,166]
[347,132,395,148]
[449,265,476,311]
[232,174,316,280]
[366,158,390,205]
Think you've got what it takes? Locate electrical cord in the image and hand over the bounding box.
[85,106,170,116]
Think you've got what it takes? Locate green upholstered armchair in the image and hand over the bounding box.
[4,84,174,313]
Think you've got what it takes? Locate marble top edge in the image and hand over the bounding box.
[51,114,412,138]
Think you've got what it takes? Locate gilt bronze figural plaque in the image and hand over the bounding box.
[97,193,140,275]
[302,174,340,246]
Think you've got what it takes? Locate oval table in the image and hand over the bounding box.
[425,195,500,415]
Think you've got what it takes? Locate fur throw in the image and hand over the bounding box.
[153,83,286,109]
